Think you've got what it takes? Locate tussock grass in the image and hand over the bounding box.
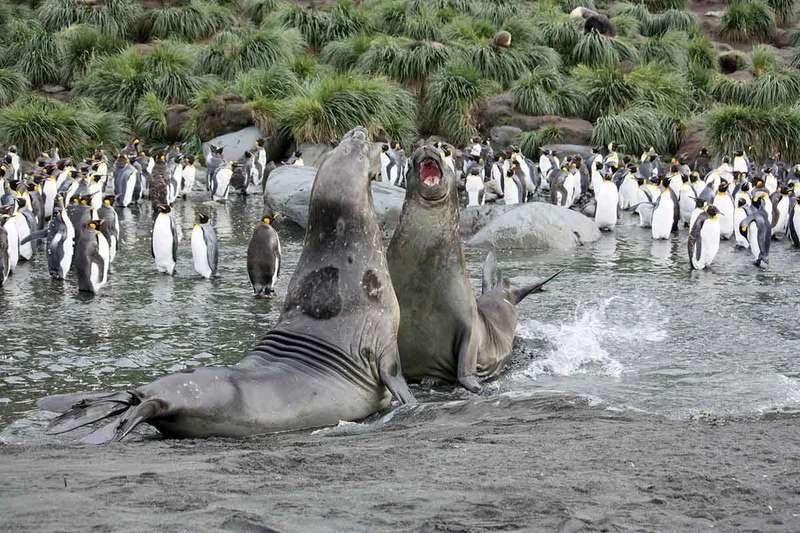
[706,105,800,161]
[133,92,168,141]
[59,24,123,83]
[0,69,29,106]
[143,1,231,43]
[195,28,304,79]
[424,61,489,145]
[515,125,562,160]
[511,67,587,117]
[591,105,679,155]
[720,0,776,43]
[2,23,64,87]
[233,65,301,101]
[37,0,142,39]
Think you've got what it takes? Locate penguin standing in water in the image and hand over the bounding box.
[464,166,485,207]
[205,145,224,191]
[212,161,232,202]
[739,196,772,267]
[67,195,92,243]
[788,196,800,247]
[152,204,178,275]
[594,171,619,231]
[770,186,790,238]
[713,180,735,239]
[247,215,281,298]
[1,213,18,276]
[651,177,678,240]
[678,174,697,227]
[42,171,58,220]
[688,205,721,270]
[191,212,218,279]
[14,197,37,260]
[167,155,182,204]
[241,150,257,189]
[253,138,268,186]
[0,220,8,285]
[75,219,110,294]
[114,154,138,208]
[733,197,750,249]
[618,168,639,210]
[149,152,170,215]
[97,195,119,263]
[380,144,401,187]
[181,155,197,199]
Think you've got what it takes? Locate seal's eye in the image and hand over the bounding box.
[420,159,441,187]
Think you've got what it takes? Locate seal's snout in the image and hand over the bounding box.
[420,159,441,187]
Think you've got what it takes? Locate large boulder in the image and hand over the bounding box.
[264,164,406,239]
[677,120,708,161]
[459,204,517,235]
[196,93,254,139]
[165,104,191,142]
[202,126,263,163]
[466,202,601,251]
[489,126,523,150]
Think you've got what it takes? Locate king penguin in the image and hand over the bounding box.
[1,213,19,276]
[688,205,721,270]
[464,166,485,207]
[191,212,219,279]
[594,171,619,231]
[733,197,749,249]
[42,171,58,221]
[149,152,170,215]
[75,219,110,294]
[44,199,75,280]
[97,195,119,263]
[651,177,678,240]
[152,204,178,275]
[14,197,37,260]
[739,196,772,267]
[678,173,696,227]
[380,144,401,187]
[770,186,790,238]
[713,180,735,239]
[0,220,8,285]
[788,196,800,247]
[247,215,282,298]
[212,161,232,202]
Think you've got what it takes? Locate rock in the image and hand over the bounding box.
[677,120,707,162]
[202,126,263,163]
[459,204,517,236]
[490,126,523,151]
[774,29,791,48]
[584,14,616,37]
[726,70,754,82]
[477,97,594,147]
[466,202,601,251]
[264,164,407,239]
[39,84,70,103]
[296,142,335,168]
[196,93,254,140]
[719,52,746,74]
[165,104,191,142]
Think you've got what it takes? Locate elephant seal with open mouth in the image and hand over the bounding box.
[40,127,415,443]
[387,145,562,393]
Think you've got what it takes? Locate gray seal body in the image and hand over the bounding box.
[41,127,415,444]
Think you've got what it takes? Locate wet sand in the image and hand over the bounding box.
[2,397,798,533]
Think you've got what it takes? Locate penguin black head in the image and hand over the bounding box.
[622,156,631,165]
[381,144,390,153]
[157,204,172,214]
[4,155,11,164]
[734,149,743,156]
[157,151,166,162]
[722,156,731,164]
[8,145,17,154]
[15,197,26,208]
[442,147,452,157]
[185,155,196,165]
[706,205,721,218]
[255,138,265,148]
[700,148,708,156]
[690,171,700,182]
[79,196,91,206]
[670,163,679,173]
[261,213,278,225]
[635,176,645,185]
[469,166,480,176]
[718,180,729,193]
[87,219,104,231]
[681,174,689,183]
[737,197,747,208]
[103,194,116,206]
[394,142,401,150]
[91,173,103,183]
[197,212,211,224]
[215,147,224,156]
[608,141,617,151]
[293,150,301,157]
[603,172,613,181]
[752,193,767,208]
[694,197,707,209]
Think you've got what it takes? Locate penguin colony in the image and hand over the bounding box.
[384,139,797,271]
[0,138,285,295]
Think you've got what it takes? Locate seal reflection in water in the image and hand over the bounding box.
[40,127,416,444]
[387,145,562,393]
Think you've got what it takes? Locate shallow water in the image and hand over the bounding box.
[1,192,798,443]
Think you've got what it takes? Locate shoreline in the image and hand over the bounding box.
[2,403,798,533]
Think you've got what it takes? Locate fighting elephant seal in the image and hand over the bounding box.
[40,127,415,443]
[387,145,561,393]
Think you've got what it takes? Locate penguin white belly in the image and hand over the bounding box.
[733,158,748,174]
[733,208,748,248]
[679,187,695,225]
[465,175,484,207]
[272,240,281,289]
[790,208,800,245]
[669,177,681,196]
[635,203,654,228]
[503,178,519,205]
[14,214,33,260]
[43,181,57,219]
[715,196,734,239]
[191,226,212,279]
[491,165,502,190]
[762,198,774,224]
[692,182,705,196]
[90,185,103,210]
[214,169,232,200]
[594,182,619,230]
[51,233,70,279]
[774,198,789,235]
[108,235,117,263]
[563,176,578,207]
[747,221,760,260]
[619,177,638,209]
[538,155,552,177]
[56,171,68,190]
[182,166,196,195]
[4,221,19,271]
[121,172,137,207]
[153,216,176,274]
[91,233,110,292]
[590,171,602,194]
[380,153,394,185]
[765,176,777,194]
[694,219,720,269]
[651,195,674,239]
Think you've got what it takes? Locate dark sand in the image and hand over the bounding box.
[2,396,798,533]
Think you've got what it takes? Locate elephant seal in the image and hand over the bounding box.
[387,145,561,393]
[40,127,416,444]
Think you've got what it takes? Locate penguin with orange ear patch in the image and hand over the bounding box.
[247,214,281,298]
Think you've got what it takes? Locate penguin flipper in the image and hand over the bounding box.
[20,229,48,245]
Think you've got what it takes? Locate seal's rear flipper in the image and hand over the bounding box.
[45,391,139,436]
[510,269,564,305]
[37,391,117,414]
[83,399,164,444]
[481,252,503,294]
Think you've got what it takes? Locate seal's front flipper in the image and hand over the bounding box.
[510,268,564,305]
[379,349,417,405]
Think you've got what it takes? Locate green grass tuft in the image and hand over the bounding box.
[749,44,782,72]
[638,31,688,69]
[233,65,301,101]
[706,105,800,161]
[424,61,489,145]
[515,125,562,160]
[0,69,29,106]
[766,0,796,26]
[640,9,699,36]
[720,0,776,43]
[636,0,688,12]
[321,34,374,72]
[511,67,587,117]
[133,91,168,141]
[37,0,142,40]
[72,47,148,116]
[2,23,64,87]
[243,0,280,25]
[591,105,679,155]
[572,30,620,68]
[359,39,451,94]
[687,35,717,70]
[195,27,304,79]
[143,1,231,43]
[59,24,123,84]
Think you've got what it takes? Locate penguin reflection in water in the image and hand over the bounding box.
[247,215,281,298]
[191,212,218,279]
[152,205,178,275]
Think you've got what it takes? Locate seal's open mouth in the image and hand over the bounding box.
[420,159,441,187]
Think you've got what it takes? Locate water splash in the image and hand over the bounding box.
[513,297,667,380]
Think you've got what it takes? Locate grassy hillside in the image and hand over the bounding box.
[0,0,799,160]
